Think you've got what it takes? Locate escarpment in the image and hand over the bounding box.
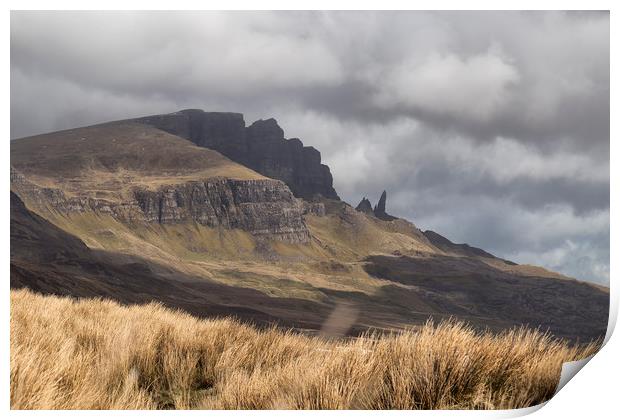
[10,120,316,244]
[133,110,340,201]
[133,178,310,242]
[11,168,309,243]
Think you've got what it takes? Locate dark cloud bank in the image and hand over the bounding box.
[10,11,610,284]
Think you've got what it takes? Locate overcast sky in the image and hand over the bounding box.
[10,11,610,284]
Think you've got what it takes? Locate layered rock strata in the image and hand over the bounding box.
[11,168,310,243]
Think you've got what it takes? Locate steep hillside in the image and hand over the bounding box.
[11,123,310,243]
[10,191,332,328]
[9,112,609,343]
[11,121,264,186]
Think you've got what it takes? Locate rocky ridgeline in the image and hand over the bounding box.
[133,110,339,201]
[10,168,311,243]
[356,190,397,221]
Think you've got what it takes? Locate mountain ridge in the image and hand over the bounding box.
[9,110,609,343]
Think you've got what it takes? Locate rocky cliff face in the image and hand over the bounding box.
[133,178,310,242]
[373,190,397,221]
[355,190,397,221]
[11,168,310,243]
[355,197,373,214]
[133,110,248,162]
[133,110,340,201]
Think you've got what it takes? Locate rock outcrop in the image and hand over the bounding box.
[133,178,310,243]
[354,190,397,220]
[374,191,387,216]
[134,110,248,163]
[133,110,340,201]
[11,168,310,243]
[355,197,373,214]
[302,201,327,217]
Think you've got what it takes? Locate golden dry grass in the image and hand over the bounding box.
[10,288,599,410]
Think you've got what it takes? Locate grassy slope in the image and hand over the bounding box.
[10,122,264,199]
[35,204,424,303]
[11,289,598,410]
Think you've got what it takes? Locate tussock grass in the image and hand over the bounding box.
[10,289,598,410]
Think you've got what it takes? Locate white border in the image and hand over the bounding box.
[3,2,616,419]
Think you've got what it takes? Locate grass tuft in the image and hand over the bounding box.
[10,288,599,410]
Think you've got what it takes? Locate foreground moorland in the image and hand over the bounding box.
[10,289,599,410]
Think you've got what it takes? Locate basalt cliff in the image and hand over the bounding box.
[133,110,339,201]
[11,167,310,243]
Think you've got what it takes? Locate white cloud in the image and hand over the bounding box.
[507,239,609,285]
[414,197,609,284]
[11,11,344,98]
[374,50,520,122]
[444,136,610,184]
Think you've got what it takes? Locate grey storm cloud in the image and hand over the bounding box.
[10,10,610,284]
